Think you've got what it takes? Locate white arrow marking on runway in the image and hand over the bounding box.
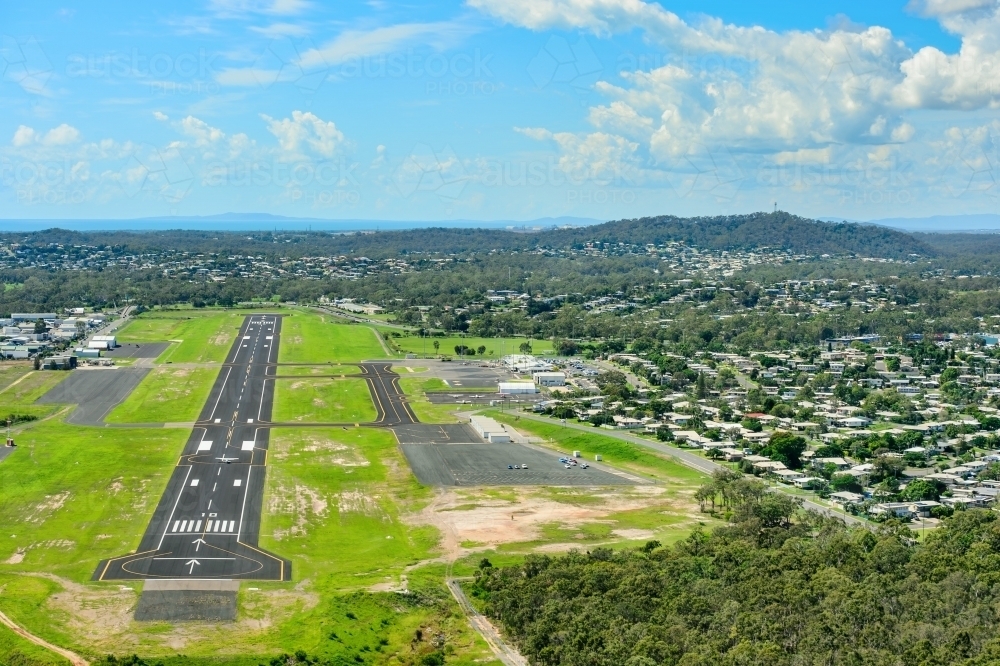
[192,538,206,552]
[186,559,200,574]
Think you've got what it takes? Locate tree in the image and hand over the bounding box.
[978,462,1000,481]
[477,345,486,356]
[695,372,708,399]
[455,344,474,356]
[762,432,806,469]
[554,339,579,356]
[34,318,46,334]
[900,479,944,501]
[519,341,533,354]
[830,473,862,493]
[655,427,674,442]
[432,340,439,354]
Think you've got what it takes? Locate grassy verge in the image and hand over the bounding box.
[0,621,68,666]
[272,378,377,423]
[398,377,462,423]
[105,366,217,423]
[280,313,387,363]
[0,367,70,422]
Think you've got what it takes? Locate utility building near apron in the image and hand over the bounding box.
[533,372,566,387]
[498,381,538,394]
[469,415,510,443]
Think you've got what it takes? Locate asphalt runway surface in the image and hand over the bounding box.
[95,314,291,584]
[104,342,169,359]
[36,368,151,425]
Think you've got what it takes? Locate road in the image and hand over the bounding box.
[515,412,864,526]
[94,314,291,581]
[446,577,527,666]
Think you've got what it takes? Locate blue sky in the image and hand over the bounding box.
[2,0,999,224]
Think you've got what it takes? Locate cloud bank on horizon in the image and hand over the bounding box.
[2,0,999,223]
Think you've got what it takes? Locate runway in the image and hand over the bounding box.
[94,314,291,582]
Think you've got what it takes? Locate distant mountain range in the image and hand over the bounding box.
[3,211,938,260]
[0,214,604,232]
[824,214,1000,232]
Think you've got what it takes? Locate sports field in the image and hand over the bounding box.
[272,378,378,423]
[390,335,554,358]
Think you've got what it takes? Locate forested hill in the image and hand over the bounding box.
[2,212,933,259]
[539,211,933,258]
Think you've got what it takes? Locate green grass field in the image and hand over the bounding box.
[0,365,70,422]
[0,420,187,663]
[397,377,462,423]
[280,313,387,363]
[389,335,554,358]
[116,310,249,364]
[276,365,355,376]
[105,366,217,423]
[0,421,185,580]
[272,378,377,423]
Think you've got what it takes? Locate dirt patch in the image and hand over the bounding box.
[3,551,24,564]
[408,486,672,561]
[210,333,231,346]
[611,528,658,541]
[27,491,70,523]
[279,434,370,467]
[338,489,387,520]
[368,574,408,594]
[267,482,328,541]
[109,478,125,494]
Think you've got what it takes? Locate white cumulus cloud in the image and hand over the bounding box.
[261,110,344,158]
[178,116,226,146]
[12,123,81,146]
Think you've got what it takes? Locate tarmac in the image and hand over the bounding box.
[36,368,152,425]
[103,342,169,359]
[394,424,632,487]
